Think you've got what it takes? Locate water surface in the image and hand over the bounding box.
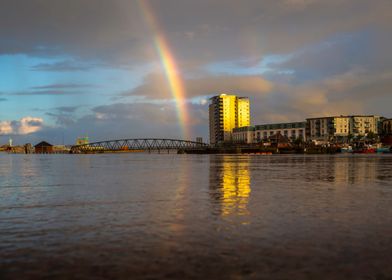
[1,154,391,279]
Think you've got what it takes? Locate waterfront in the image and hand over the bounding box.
[1,154,392,279]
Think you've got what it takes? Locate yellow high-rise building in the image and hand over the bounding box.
[209,94,250,144]
[237,97,250,128]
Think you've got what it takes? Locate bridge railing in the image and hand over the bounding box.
[70,138,209,153]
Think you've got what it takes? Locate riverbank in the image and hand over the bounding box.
[183,146,341,154]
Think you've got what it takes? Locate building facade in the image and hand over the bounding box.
[232,126,255,144]
[306,117,335,141]
[306,115,382,142]
[237,97,250,128]
[255,122,306,142]
[350,115,381,136]
[333,116,351,137]
[232,122,306,144]
[382,119,392,135]
[209,94,250,144]
[381,119,392,145]
[34,141,54,154]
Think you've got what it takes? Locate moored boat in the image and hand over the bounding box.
[376,147,391,153]
[353,148,376,154]
[340,146,353,153]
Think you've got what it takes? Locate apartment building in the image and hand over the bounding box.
[209,94,250,144]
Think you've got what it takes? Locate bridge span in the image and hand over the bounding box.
[70,138,209,153]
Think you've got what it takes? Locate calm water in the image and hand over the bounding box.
[0,153,392,279]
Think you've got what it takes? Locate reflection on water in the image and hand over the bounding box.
[1,154,392,279]
[210,156,251,217]
[253,154,392,185]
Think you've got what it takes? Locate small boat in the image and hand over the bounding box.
[340,146,353,153]
[376,147,391,153]
[353,148,376,154]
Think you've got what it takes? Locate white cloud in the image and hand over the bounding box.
[0,117,44,135]
[0,121,13,135]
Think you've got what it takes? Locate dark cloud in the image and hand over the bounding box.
[31,60,101,72]
[249,68,392,125]
[0,0,148,62]
[45,112,76,127]
[25,101,208,144]
[31,84,95,90]
[54,106,80,113]
[0,0,390,66]
[122,73,272,99]
[92,102,179,125]
[11,90,89,96]
[269,30,392,82]
[44,106,81,126]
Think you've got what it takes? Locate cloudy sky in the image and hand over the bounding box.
[0,0,391,144]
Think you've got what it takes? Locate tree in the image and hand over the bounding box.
[293,136,304,147]
[366,131,377,143]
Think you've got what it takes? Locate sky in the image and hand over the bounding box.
[0,0,391,145]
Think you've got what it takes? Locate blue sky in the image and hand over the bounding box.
[0,0,391,144]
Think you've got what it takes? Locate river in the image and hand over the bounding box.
[1,154,391,279]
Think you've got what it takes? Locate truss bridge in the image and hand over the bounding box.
[70,138,209,153]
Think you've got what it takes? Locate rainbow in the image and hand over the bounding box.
[138,0,190,140]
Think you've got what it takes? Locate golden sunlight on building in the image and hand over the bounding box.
[209,94,250,144]
[306,115,382,142]
[237,97,250,128]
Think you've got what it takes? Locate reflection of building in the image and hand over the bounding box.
[334,156,378,185]
[209,156,251,217]
[306,115,382,142]
[280,155,380,186]
[209,94,250,144]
